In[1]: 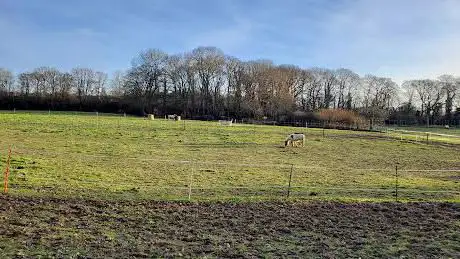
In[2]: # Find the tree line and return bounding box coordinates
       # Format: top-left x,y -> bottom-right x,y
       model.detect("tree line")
1,46 -> 459,126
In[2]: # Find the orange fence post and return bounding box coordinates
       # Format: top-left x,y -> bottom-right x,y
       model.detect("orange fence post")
3,146 -> 12,194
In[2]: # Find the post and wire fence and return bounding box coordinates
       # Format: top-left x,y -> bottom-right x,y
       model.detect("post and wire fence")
2,110 -> 459,144
2,146 -> 12,194
1,111 -> 459,201
1,147 -> 459,202
395,164 -> 399,202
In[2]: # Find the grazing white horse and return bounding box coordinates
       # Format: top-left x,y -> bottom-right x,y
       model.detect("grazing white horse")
285,133 -> 305,147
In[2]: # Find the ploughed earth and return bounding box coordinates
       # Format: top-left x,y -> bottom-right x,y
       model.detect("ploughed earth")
0,196 -> 459,258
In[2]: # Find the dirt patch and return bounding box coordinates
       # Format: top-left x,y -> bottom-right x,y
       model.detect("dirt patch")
0,196 -> 459,258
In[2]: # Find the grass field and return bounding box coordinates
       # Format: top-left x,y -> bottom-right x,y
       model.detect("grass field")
382,125 -> 460,145
1,112 -> 459,257
0,112 -> 459,202
385,125 -> 460,136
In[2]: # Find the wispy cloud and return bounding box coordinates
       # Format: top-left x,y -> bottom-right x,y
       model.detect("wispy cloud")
1,0 -> 459,82
305,0 -> 460,82
0,15 -> 111,71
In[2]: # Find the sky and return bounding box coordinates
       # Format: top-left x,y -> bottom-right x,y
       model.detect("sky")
1,0 -> 460,84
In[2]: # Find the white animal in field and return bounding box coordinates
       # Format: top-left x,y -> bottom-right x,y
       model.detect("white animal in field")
285,133 -> 305,147
167,114 -> 177,120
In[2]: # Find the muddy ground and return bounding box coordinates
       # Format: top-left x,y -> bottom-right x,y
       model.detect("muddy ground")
0,196 -> 459,258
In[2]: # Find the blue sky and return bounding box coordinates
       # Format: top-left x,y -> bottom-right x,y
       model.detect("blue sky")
1,0 -> 459,83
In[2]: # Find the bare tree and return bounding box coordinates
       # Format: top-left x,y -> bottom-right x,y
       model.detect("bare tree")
240,60 -> 274,118
191,47 -> 225,115
334,68 -> 360,109
43,68 -> 59,96
94,71 -> 108,102
361,75 -> 398,129
40,67 -> 60,108
406,79 -> 444,126
224,56 -> 247,117
124,49 -> 168,114
438,75 -> 459,122
109,70 -> 127,97
274,65 -> 300,116
58,72 -> 73,100
319,69 -> 336,109
294,69 -> 313,111
401,80 -> 416,105
166,54 -> 192,114
0,68 -> 14,96
307,68 -> 336,110
18,72 -> 32,96
72,68 -> 95,108
7,46 -> 460,125
184,53 -> 198,115
30,67 -> 47,97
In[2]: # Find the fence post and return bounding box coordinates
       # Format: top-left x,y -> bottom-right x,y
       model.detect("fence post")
188,164 -> 193,201
96,112 -> 99,129
3,146 -> 12,194
395,164 -> 399,202
426,133 -> 429,144
287,164 -> 293,198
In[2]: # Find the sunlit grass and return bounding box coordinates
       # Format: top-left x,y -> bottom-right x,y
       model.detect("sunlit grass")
0,112 -> 459,201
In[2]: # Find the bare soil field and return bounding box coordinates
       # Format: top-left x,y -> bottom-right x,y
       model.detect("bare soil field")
0,196 -> 458,258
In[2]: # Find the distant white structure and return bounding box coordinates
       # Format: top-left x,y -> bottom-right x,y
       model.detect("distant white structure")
219,119 -> 233,126
147,114 -> 154,120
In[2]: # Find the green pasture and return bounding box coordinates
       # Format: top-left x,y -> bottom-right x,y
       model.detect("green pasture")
0,112 -> 459,201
